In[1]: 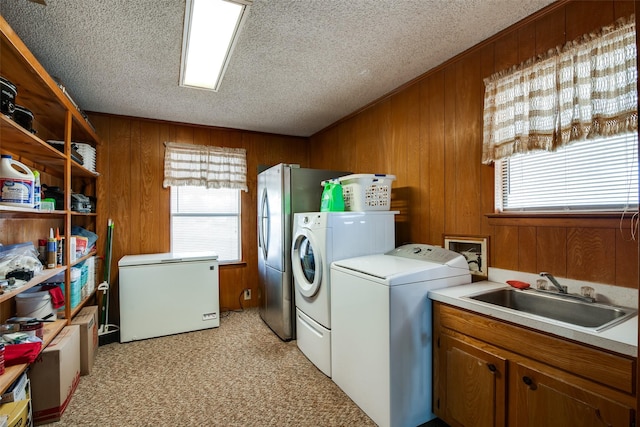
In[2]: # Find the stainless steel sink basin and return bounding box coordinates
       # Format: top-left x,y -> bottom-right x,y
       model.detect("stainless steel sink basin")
468,288 -> 637,331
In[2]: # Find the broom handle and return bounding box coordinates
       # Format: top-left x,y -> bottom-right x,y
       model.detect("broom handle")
100,219 -> 114,328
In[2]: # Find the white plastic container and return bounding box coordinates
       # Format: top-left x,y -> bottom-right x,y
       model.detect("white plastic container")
75,143 -> 97,172
85,256 -> 96,296
338,174 -> 396,211
0,154 -> 35,208
16,288 -> 56,320
69,236 -> 77,263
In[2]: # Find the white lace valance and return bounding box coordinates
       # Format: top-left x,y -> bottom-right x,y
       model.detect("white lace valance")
163,141 -> 248,191
482,15 -> 638,164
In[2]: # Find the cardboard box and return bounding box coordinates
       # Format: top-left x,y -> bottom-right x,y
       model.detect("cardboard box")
29,325 -> 80,425
71,305 -> 98,375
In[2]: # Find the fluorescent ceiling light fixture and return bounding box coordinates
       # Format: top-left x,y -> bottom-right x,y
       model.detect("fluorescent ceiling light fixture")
180,0 -> 251,91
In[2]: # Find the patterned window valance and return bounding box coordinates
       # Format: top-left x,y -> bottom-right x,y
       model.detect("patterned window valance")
163,142 -> 248,191
482,15 -> 637,164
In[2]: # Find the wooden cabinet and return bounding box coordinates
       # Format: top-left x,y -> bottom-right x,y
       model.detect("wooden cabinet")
438,334 -> 507,427
0,15 -> 100,391
514,362 -> 633,427
433,302 -> 636,427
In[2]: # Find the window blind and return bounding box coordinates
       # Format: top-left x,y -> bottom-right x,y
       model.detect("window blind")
171,186 -> 241,261
497,133 -> 638,211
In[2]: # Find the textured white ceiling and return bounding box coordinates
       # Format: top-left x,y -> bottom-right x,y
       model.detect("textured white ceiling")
1,0 -> 556,137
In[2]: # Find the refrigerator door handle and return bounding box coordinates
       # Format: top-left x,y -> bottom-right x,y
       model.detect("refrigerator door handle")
259,188 -> 269,260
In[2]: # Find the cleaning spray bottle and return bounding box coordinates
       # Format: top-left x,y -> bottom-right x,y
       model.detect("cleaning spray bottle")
56,228 -> 64,266
33,170 -> 41,210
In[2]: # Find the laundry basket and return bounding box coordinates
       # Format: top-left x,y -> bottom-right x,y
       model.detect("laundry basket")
338,174 -> 396,211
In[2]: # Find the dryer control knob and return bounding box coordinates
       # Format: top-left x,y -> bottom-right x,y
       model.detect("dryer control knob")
413,247 -> 422,254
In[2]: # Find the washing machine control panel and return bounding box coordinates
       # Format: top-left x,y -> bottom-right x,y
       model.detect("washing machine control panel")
299,213 -> 325,228
386,244 -> 462,265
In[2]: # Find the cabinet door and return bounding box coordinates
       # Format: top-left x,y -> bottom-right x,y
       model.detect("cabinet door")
438,334 -> 507,427
515,363 -> 633,427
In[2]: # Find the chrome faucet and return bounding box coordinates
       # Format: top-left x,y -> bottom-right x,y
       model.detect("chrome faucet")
538,272 -> 596,303
539,272 -> 567,293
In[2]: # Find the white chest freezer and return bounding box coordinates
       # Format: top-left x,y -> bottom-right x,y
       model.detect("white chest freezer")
118,252 -> 219,343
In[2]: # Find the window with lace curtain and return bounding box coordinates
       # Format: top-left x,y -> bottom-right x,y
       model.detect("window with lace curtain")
483,16 -> 638,212
163,142 -> 247,261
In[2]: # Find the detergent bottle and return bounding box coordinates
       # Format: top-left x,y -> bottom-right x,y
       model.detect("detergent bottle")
0,154 -> 35,208
320,179 -> 345,212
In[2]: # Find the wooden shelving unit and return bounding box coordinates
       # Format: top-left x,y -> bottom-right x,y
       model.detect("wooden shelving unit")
0,268 -> 66,305
0,15 -> 101,393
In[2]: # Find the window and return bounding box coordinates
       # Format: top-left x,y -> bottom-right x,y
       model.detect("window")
171,186 -> 241,262
163,141 -> 246,261
497,133 -> 638,211
483,16 -> 637,213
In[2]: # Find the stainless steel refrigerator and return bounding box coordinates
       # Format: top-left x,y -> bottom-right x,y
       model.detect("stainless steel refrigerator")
257,163 -> 349,340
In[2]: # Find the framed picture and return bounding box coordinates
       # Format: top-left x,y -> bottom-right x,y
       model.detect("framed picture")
444,235 -> 489,279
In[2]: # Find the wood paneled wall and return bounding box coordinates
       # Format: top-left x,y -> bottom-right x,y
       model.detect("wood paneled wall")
90,114 -> 308,322
89,1 -> 638,326
309,0 -> 638,289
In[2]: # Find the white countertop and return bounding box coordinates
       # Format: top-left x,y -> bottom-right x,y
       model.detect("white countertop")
429,281 -> 638,357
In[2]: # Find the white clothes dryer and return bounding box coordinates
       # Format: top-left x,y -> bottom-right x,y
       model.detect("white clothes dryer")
291,211 -> 397,376
330,244 -> 471,427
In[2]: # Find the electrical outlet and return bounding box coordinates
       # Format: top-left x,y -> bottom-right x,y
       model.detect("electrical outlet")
244,289 -> 251,300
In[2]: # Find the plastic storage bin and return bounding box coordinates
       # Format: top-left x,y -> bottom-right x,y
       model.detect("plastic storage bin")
57,268 -> 82,313
338,174 -> 396,211
15,287 -> 55,320
70,268 -> 82,308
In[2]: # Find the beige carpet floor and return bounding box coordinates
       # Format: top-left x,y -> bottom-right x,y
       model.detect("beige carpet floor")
41,308 -> 377,426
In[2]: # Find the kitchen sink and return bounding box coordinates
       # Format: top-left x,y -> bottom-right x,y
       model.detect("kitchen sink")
467,288 -> 637,331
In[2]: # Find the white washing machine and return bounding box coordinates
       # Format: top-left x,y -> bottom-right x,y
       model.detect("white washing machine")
291,211 -> 397,376
330,244 -> 471,427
